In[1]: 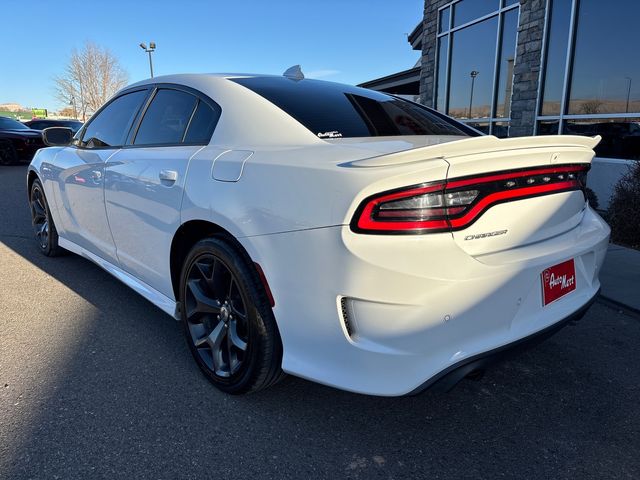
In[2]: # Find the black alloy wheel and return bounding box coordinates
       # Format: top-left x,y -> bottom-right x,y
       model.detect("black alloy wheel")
29,179 -> 62,256
185,252 -> 250,378
180,236 -> 284,394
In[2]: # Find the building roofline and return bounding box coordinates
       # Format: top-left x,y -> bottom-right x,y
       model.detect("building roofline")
357,66 -> 421,90
408,21 -> 424,50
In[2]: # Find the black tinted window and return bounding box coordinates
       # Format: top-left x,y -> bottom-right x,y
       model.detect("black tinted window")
183,100 -> 220,144
81,90 -> 147,148
232,77 -> 475,138
134,89 -> 197,145
0,117 -> 28,130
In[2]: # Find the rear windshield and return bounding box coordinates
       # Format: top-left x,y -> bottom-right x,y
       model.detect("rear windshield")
232,76 -> 478,139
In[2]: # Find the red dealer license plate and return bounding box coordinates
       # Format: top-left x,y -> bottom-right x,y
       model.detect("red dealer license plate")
541,259 -> 576,306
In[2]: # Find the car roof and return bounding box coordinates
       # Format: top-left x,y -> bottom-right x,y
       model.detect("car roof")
123,73 -> 326,147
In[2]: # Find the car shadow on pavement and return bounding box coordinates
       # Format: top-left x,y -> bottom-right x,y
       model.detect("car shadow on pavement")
1,164 -> 639,479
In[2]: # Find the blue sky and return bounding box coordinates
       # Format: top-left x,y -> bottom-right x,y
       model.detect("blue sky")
1,0 -> 423,111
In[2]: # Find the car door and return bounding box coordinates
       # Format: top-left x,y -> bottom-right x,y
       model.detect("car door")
50,88 -> 150,265
104,86 -> 221,298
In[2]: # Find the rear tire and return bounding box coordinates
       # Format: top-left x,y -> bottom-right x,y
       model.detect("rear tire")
29,179 -> 63,257
179,236 -> 284,394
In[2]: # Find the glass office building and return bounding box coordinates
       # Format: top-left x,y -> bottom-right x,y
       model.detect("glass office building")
361,0 -> 640,208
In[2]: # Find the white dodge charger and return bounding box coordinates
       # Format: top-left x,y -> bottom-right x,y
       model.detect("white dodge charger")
28,73 -> 610,396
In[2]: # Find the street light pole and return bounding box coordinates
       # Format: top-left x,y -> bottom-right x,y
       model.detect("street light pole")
468,70 -> 479,119
625,77 -> 632,113
139,42 -> 157,78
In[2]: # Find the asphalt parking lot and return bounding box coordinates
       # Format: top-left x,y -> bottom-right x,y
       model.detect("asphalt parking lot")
1,163 -> 639,479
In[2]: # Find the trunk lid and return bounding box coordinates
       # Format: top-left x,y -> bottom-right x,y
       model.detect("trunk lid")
442,135 -> 599,256
344,134 -> 600,256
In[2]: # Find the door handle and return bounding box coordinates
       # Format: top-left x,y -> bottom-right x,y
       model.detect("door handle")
159,170 -> 178,183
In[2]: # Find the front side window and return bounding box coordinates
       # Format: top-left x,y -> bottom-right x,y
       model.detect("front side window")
232,77 -> 475,138
134,89 -> 198,145
80,90 -> 148,148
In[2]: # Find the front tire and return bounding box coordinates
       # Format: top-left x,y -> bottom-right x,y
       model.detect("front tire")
179,236 -> 284,394
29,178 -> 63,257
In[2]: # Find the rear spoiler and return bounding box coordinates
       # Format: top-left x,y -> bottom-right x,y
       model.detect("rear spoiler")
341,135 -> 602,168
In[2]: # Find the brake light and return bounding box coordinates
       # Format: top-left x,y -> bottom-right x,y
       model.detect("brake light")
351,164 -> 589,234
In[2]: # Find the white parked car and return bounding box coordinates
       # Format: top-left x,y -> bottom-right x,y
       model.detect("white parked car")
28,73 -> 610,396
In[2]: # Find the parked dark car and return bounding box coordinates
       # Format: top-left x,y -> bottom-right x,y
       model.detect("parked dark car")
0,117 -> 46,165
25,118 -> 83,134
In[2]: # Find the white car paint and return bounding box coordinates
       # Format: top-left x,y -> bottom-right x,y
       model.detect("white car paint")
29,74 -> 610,396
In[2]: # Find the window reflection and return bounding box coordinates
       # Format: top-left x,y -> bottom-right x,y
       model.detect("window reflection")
467,122 -> 490,135
436,37 -> 448,112
537,121 -> 560,135
540,0 -> 571,115
453,0 -> 500,27
448,17 -> 498,119
495,8 -> 518,118
439,7 -> 450,33
568,0 -> 640,115
492,122 -> 510,138
564,119 -> 640,160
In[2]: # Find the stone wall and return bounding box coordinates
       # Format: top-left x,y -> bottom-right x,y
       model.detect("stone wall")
509,0 -> 546,137
418,0 -> 451,108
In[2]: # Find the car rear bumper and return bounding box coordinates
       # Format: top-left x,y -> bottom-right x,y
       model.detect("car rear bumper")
240,206 -> 610,396
409,288 -> 599,395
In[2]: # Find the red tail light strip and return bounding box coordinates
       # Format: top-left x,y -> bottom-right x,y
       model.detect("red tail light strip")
445,165 -> 586,189
356,183 -> 449,231
351,164 -> 589,234
447,180 -> 580,229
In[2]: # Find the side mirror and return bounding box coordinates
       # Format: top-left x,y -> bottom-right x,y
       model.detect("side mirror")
42,127 -> 73,146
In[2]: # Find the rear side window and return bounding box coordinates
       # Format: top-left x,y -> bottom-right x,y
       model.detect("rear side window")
81,90 -> 148,148
183,100 -> 220,144
232,77 -> 477,138
134,89 -> 197,145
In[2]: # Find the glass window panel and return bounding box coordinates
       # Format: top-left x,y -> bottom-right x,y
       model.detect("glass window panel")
537,120 -> 560,135
563,119 -> 640,160
183,101 -> 221,144
467,121 -> 490,135
134,89 -> 197,145
504,0 -> 519,6
540,0 -> 572,116
492,122 -> 510,138
568,0 -> 640,115
436,36 -> 449,112
81,90 -> 147,148
447,17 -> 498,119
233,77 -> 476,138
453,0 -> 500,27
495,8 -> 518,118
439,7 -> 450,33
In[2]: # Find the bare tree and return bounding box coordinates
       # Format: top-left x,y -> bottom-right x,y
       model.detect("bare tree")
581,99 -> 603,115
54,42 -> 128,121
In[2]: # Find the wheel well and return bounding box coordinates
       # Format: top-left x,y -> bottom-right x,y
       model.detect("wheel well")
169,220 -> 248,300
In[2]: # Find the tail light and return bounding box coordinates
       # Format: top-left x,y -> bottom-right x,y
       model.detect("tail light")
351,164 -> 589,234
